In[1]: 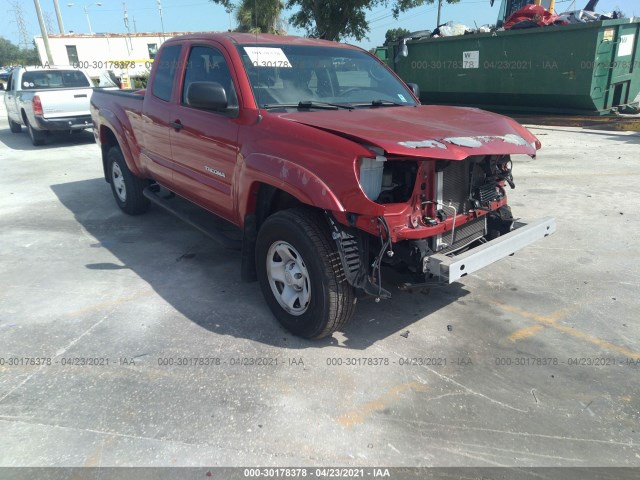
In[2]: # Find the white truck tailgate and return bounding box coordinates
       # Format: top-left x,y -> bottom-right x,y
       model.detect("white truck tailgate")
37,88 -> 92,118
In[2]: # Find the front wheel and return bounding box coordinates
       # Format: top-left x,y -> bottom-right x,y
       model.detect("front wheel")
107,145 -> 150,215
256,208 -> 356,339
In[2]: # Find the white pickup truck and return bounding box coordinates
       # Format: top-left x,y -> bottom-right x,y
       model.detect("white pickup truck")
4,66 -> 94,146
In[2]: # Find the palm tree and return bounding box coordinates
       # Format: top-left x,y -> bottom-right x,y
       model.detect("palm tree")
235,0 -> 285,34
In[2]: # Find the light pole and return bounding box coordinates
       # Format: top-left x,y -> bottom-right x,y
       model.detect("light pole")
225,4 -> 234,31
123,2 -> 132,54
156,0 -> 165,40
67,2 -> 102,34
436,0 -> 442,28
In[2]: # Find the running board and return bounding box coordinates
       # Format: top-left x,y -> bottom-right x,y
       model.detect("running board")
143,187 -> 241,250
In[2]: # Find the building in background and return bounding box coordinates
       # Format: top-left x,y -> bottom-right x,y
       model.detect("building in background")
33,32 -> 198,87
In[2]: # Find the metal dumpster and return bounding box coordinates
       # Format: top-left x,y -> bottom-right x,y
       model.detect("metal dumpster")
379,18 -> 640,114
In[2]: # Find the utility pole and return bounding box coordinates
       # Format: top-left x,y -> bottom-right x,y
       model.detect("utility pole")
34,0 -> 54,64
436,0 -> 443,28
53,0 -> 65,33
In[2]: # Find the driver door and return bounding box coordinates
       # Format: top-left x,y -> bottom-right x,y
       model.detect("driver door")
169,44 -> 240,222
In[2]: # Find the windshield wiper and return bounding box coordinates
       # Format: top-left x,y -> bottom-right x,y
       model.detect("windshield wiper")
353,99 -> 405,107
262,101 -> 354,110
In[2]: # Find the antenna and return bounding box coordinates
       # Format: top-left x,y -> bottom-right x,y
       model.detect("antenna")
255,0 -> 262,122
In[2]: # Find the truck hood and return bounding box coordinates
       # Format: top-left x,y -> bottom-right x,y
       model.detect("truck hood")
280,105 -> 539,160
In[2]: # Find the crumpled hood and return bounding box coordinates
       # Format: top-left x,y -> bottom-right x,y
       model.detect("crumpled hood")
279,105 -> 539,160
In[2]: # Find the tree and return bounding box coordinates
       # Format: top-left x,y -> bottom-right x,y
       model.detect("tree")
211,0 -> 285,34
22,41 -> 40,66
0,37 -> 21,65
0,37 -> 39,66
286,0 -> 460,42
384,27 -> 410,45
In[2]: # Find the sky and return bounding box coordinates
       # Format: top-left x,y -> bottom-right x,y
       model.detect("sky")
2,0 -> 637,52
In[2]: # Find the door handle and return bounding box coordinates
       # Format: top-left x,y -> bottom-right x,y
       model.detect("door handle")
169,120 -> 183,130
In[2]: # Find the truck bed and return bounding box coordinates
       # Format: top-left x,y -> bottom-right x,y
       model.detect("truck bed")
90,88 -> 146,170
90,88 -> 145,124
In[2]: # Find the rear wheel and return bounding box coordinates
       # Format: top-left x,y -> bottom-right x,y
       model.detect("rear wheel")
8,117 -> 21,133
25,118 -> 46,146
107,145 -> 150,215
256,208 -> 356,339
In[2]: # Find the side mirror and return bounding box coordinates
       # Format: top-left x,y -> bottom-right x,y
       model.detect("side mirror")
0,82 -> 4,91
186,81 -> 228,110
394,39 -> 409,63
406,82 -> 420,98
400,42 -> 409,57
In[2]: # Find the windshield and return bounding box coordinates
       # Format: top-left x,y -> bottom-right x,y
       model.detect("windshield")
236,44 -> 417,108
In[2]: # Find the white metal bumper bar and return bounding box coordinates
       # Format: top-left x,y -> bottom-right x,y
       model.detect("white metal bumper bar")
426,216 -> 556,284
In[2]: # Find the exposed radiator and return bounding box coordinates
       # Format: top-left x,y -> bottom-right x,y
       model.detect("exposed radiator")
439,217 -> 487,254
477,183 -> 502,203
435,158 -> 494,253
442,160 -> 471,214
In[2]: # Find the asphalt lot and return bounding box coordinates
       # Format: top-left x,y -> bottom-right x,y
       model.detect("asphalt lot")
0,92 -> 638,471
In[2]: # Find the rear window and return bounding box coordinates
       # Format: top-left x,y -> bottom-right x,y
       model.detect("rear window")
152,45 -> 182,101
21,70 -> 90,90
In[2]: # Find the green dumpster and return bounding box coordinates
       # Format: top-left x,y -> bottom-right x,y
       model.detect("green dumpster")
380,18 -> 640,114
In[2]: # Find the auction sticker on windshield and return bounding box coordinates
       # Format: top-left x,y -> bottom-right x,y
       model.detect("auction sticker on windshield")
244,47 -> 292,68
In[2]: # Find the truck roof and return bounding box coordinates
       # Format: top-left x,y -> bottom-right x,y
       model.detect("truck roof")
164,32 -> 359,50
20,65 -> 87,72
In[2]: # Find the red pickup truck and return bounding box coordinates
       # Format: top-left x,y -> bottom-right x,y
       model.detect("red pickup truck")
90,33 -> 555,339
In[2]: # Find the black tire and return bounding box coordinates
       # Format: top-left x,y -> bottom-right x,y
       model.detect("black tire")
25,117 -> 46,146
8,117 -> 21,133
107,145 -> 150,215
256,208 -> 356,339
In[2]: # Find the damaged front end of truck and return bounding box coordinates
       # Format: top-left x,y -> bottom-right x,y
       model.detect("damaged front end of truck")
317,121 -> 556,300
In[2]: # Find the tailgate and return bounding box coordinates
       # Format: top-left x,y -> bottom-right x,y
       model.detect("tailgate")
37,88 -> 92,119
